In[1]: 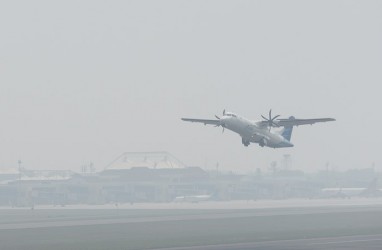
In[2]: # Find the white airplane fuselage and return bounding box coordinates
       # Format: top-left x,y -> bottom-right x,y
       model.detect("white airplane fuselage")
218,113 -> 293,148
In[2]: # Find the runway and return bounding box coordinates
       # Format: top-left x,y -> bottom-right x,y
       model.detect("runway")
1,200 -> 382,250
1,205 -> 380,230
154,234 -> 382,250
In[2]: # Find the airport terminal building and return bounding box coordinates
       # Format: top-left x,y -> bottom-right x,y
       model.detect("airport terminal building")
0,152 -> 379,206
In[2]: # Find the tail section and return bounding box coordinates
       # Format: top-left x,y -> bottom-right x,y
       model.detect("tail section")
281,116 -> 295,141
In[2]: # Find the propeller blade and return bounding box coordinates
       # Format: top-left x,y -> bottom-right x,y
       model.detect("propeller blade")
215,115 -> 220,119
269,109 -> 272,120
223,109 -> 226,115
261,115 -> 268,120
271,115 -> 280,121
272,122 -> 280,127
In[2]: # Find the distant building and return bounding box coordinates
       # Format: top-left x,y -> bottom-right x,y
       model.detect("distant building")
1,153 -> 380,206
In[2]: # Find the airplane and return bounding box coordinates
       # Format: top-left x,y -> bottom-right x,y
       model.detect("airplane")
181,109 -> 335,148
321,178 -> 382,198
174,194 -> 211,203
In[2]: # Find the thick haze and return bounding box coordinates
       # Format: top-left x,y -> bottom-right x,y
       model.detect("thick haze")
0,1 -> 381,173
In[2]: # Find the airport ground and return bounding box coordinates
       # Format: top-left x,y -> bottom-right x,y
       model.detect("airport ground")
1,199 -> 382,250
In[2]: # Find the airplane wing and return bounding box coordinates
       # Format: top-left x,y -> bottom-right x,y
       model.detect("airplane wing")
181,118 -> 220,126
274,117 -> 336,127
258,117 -> 335,127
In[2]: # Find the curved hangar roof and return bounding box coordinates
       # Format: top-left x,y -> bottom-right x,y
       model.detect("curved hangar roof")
105,152 -> 186,170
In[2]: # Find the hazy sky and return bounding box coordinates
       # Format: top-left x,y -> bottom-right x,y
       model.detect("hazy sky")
0,1 -> 381,173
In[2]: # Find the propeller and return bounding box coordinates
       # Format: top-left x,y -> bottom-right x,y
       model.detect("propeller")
214,110 -> 226,133
261,109 -> 280,131
214,121 -> 225,133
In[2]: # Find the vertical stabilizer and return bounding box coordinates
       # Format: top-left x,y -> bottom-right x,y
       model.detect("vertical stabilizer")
281,116 -> 295,141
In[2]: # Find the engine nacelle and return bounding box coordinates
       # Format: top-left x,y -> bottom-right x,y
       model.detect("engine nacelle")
259,138 -> 267,147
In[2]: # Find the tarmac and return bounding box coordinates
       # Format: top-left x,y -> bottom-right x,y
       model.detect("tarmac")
1,199 -> 382,250
154,234 -> 382,250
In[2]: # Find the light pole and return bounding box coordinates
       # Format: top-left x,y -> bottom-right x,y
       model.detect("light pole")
18,160 -> 22,180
